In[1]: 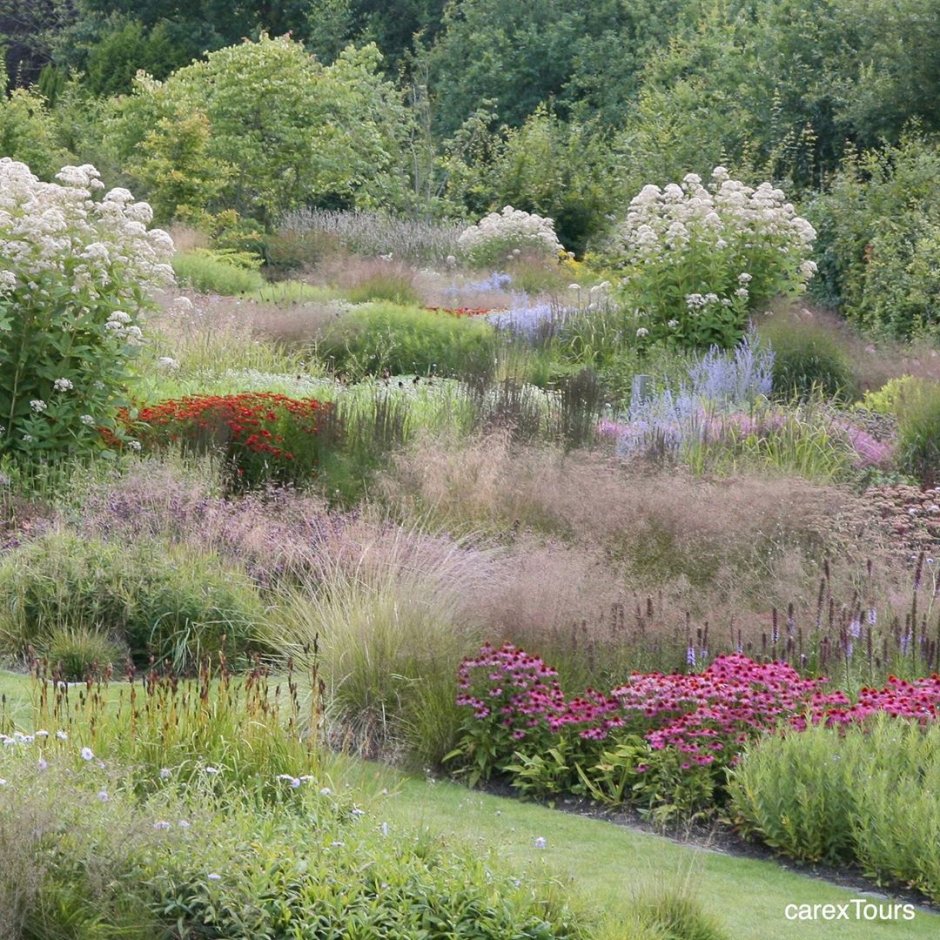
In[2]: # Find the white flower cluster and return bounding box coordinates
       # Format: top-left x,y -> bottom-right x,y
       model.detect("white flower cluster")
104,310 -> 144,344
457,205 -> 564,263
0,158 -> 174,310
620,167 -> 816,286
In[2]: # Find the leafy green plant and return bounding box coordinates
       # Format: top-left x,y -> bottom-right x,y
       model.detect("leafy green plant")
809,133 -> 940,336
757,314 -> 856,401
729,716 -> 940,901
727,723 -> 858,865
858,375 -> 926,415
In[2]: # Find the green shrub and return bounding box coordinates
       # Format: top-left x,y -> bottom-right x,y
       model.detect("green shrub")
850,724 -> 940,902
859,374 -> 926,414
809,133 -> 940,336
172,249 -> 265,295
43,626 -> 122,681
316,303 -> 496,379
896,381 -> 940,486
757,315 -> 856,401
0,531 -> 268,671
729,717 -> 940,901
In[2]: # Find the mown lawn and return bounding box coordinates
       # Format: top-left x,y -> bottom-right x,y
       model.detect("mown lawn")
373,771 -> 940,939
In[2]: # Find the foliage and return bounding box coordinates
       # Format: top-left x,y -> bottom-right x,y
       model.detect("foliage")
81,14 -> 181,97
0,529 -> 268,670
105,37 -> 407,229
0,159 -> 174,462
0,732 -> 590,939
608,167 -> 817,349
125,111 -> 235,225
316,302 -> 496,379
445,106 -> 619,253
171,248 -> 265,295
858,375 -> 926,415
31,656 -> 321,789
729,716 -> 940,902
0,88 -> 70,177
809,133 -> 940,335
130,392 -> 330,490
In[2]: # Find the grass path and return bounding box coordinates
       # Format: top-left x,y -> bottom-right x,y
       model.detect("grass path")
368,769 -> 939,939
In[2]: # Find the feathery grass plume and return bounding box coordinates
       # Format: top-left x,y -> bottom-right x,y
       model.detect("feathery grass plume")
264,519 -> 502,765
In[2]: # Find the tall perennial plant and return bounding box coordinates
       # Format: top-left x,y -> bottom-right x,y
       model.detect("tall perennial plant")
614,167 -> 816,349
457,206 -> 564,268
0,159 -> 174,460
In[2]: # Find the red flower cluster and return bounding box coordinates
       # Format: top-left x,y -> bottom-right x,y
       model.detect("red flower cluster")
134,393 -> 328,463
423,306 -> 493,318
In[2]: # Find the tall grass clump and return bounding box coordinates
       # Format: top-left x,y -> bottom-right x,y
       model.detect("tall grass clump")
895,380 -> 940,486
0,530 -> 268,670
267,522 -> 499,765
756,310 -> 857,401
630,884 -> 730,940
729,716 -> 940,901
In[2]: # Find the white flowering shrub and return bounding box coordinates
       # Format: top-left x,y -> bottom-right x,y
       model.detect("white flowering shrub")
614,167 -> 817,349
0,159 -> 174,460
457,205 -> 564,268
